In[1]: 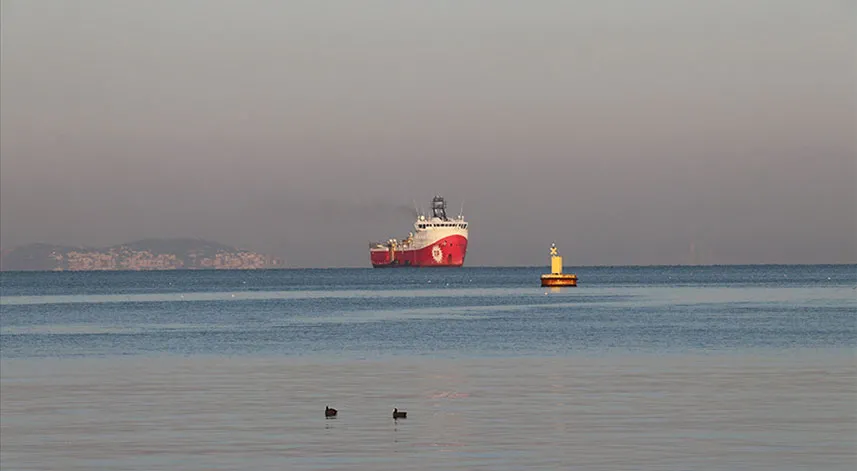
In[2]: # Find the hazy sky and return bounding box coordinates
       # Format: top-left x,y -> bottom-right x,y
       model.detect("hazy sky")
1,0 -> 855,267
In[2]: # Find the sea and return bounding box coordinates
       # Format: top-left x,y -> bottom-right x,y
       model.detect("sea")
1,265 -> 855,470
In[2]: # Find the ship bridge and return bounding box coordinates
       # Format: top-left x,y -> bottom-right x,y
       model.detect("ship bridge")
416,220 -> 468,230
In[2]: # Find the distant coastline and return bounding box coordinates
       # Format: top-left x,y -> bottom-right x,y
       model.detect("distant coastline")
0,238 -> 283,271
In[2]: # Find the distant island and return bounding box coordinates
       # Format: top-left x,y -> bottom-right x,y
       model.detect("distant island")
0,238 -> 284,271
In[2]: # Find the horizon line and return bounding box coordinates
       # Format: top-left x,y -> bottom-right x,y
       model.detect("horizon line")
1,262 -> 856,274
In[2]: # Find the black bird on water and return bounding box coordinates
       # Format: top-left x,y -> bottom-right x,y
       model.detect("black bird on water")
392,408 -> 407,419
325,406 -> 338,418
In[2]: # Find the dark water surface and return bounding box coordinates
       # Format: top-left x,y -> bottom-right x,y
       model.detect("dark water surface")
1,265 -> 855,470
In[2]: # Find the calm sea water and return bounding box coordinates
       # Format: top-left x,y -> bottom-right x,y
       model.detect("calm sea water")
1,265 -> 855,470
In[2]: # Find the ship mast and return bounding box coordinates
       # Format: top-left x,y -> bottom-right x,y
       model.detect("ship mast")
431,195 -> 448,221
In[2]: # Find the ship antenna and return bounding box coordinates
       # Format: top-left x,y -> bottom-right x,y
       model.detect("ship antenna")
413,199 -> 420,218
459,199 -> 464,218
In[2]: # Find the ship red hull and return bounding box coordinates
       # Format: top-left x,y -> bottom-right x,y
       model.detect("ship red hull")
370,235 -> 467,268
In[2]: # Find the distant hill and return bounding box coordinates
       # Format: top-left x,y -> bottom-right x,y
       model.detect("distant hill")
0,238 -> 283,271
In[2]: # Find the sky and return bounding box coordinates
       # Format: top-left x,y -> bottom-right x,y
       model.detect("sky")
1,0 -> 855,267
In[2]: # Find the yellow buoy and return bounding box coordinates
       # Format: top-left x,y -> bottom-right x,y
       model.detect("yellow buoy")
540,242 -> 577,287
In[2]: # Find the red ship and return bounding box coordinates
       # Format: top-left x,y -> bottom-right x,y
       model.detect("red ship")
369,196 -> 469,268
